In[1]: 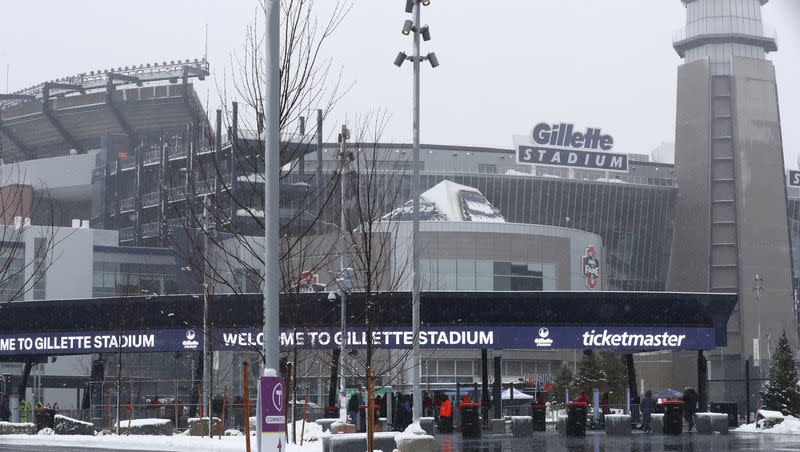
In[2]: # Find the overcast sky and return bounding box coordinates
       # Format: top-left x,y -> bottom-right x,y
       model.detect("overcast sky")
1,1 -> 798,165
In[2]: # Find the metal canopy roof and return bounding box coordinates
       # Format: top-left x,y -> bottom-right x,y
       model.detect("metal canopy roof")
0,290 -> 737,349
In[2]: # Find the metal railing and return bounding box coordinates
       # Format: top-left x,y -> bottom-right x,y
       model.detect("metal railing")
119,197 -> 136,212
141,192 -> 161,207
119,227 -> 134,242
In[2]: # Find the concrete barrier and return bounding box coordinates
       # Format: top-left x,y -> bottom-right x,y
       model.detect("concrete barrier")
118,418 -> 173,436
696,413 -> 729,434
419,417 -> 435,435
510,416 -> 533,437
556,415 -> 567,435
316,418 -> 339,432
651,414 -> 665,434
0,422 -> 36,435
604,414 -> 631,436
395,432 -> 435,452
330,422 -> 357,434
187,417 -> 221,436
327,432 -> 398,452
54,415 -> 95,435
490,419 -> 506,434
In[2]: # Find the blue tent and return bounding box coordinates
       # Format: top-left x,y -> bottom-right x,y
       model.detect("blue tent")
655,388 -> 683,399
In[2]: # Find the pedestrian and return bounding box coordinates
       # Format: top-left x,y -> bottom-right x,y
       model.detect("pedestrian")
438,395 -> 453,433
0,394 -> 9,421
348,393 -> 360,425
601,392 -> 610,417
575,391 -> 589,404
682,387 -> 699,431
640,390 -> 656,432
631,393 -> 641,427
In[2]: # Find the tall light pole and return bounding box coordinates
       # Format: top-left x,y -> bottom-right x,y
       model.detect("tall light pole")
753,274 -> 764,379
337,124 -> 351,422
263,0 -> 281,373
395,0 -> 439,422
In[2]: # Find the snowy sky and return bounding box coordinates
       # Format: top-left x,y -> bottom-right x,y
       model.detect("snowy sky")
1,0 -> 798,166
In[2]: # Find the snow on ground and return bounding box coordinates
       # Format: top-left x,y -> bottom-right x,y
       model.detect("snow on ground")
736,416 -> 800,434
0,420 -> 325,451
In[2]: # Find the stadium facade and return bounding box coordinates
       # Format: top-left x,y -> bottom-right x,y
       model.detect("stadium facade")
0,0 -> 795,414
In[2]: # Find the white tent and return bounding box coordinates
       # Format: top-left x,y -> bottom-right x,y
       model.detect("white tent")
501,388 -> 534,400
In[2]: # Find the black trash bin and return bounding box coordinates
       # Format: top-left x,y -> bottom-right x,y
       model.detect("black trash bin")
323,405 -> 338,418
34,408 -> 55,431
661,401 -> 685,435
566,402 -> 588,436
460,402 -> 481,437
531,404 -> 547,432
710,402 -> 739,427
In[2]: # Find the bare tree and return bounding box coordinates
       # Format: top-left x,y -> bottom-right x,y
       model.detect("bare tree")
162,0 -> 354,440
335,112 -> 421,449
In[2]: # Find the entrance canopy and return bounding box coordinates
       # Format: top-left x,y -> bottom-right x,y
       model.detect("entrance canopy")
0,291 -> 737,359
501,388 -> 533,400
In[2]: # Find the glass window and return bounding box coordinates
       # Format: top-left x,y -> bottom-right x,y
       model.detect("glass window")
476,275 -> 492,291
457,274 -> 475,291
437,259 -> 456,275
475,260 -> 492,275
438,360 -> 455,376
456,360 -> 473,376
457,260 -> 475,274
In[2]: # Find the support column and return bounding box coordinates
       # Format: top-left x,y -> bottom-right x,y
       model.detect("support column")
481,349 -> 488,426
697,350 -> 708,412
492,353 -> 502,420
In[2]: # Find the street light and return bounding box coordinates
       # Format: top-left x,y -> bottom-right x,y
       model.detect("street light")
394,0 -> 438,424
402,19 -> 414,35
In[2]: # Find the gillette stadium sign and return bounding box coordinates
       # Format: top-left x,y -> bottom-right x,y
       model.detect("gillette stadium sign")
517,122 -> 629,172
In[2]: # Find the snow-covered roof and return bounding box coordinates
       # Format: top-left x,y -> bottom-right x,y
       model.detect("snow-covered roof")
384,179 -> 505,223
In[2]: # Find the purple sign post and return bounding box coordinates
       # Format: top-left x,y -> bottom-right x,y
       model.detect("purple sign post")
259,376 -> 286,452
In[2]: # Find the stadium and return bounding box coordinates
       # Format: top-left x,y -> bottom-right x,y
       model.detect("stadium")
0,0 -> 796,425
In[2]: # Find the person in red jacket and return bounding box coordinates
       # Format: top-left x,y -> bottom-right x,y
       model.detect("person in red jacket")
438,395 -> 453,433
575,392 -> 589,404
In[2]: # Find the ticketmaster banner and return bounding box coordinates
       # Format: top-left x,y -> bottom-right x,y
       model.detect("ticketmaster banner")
0,325 -> 716,355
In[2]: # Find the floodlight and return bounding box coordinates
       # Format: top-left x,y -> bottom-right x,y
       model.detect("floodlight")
405,0 -> 414,13
394,51 -> 407,67
427,52 -> 439,68
402,19 -> 414,35
422,0 -> 430,5
421,25 -> 431,41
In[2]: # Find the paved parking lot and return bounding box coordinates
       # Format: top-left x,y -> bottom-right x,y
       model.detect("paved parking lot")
434,431 -> 800,452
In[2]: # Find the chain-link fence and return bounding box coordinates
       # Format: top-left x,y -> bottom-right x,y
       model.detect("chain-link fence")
63,378 -> 325,432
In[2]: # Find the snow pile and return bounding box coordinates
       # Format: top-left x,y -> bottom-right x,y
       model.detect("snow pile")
504,169 -> 530,176
395,422 -> 426,440
384,179 -> 505,223
737,415 -> 800,434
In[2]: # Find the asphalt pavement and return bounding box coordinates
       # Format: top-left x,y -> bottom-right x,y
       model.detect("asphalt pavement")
435,431 -> 800,452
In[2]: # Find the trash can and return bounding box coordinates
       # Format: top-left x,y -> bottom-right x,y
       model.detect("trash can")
710,402 -> 738,428
661,401 -> 685,435
33,408 -> 55,431
566,402 -> 588,437
323,405 -> 338,418
531,404 -> 547,432
460,402 -> 481,437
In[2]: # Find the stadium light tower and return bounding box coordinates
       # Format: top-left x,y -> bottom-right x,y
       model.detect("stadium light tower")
394,0 -> 439,423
